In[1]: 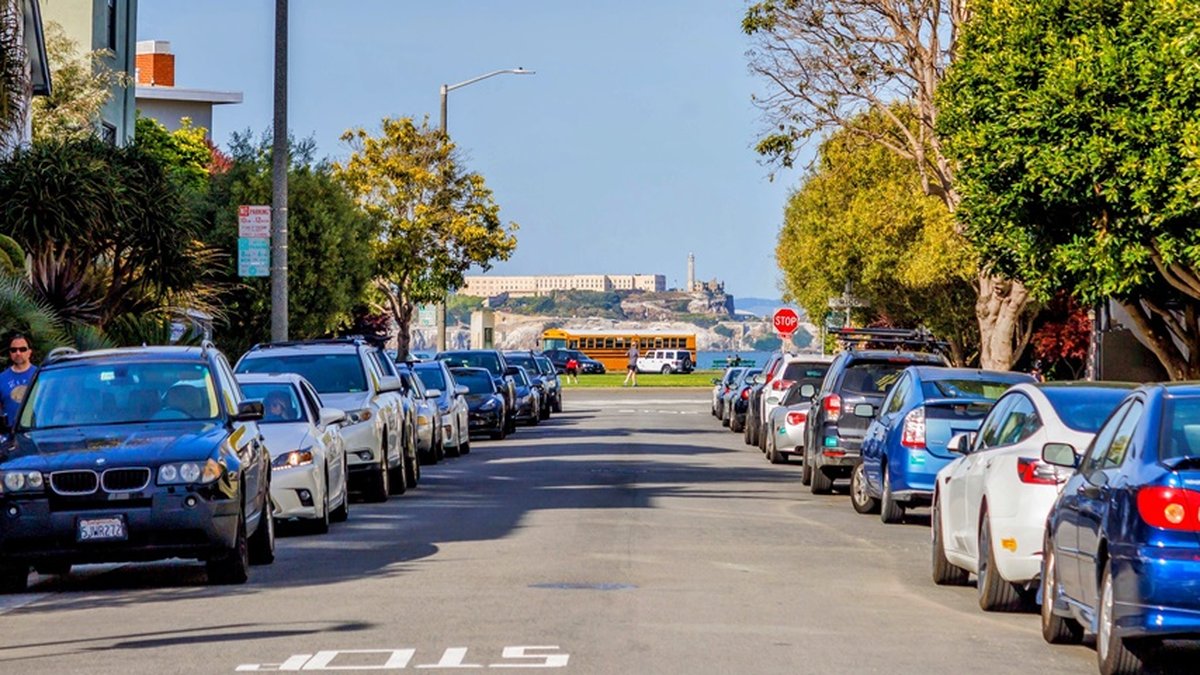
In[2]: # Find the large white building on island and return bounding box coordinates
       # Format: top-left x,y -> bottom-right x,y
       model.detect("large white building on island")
461,274 -> 666,298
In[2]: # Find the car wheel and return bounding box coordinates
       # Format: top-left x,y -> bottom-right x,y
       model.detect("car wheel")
330,469 -> 349,523
850,464 -> 880,514
1040,539 -> 1082,643
931,498 -> 969,585
404,447 -> 420,489
801,449 -> 813,486
367,453 -> 391,502
977,515 -> 1023,611
490,428 -> 504,440
552,397 -> 562,413
207,510 -> 249,585
810,464 -> 834,494
1098,560 -> 1154,674
743,417 -> 755,445
309,475 -> 331,535
880,468 -> 905,524
248,500 -> 275,565
0,562 -> 29,593
460,438 -> 471,454
728,413 -> 741,432
768,429 -> 788,465
661,365 -> 671,374
529,406 -> 541,426
540,401 -> 550,420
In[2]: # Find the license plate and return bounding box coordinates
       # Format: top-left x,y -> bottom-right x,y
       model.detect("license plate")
77,517 -> 127,542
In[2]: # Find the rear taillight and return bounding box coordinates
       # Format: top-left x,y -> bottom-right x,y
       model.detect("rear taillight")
1137,487 -> 1200,531
772,378 -> 794,392
1016,457 -> 1059,485
823,394 -> 842,421
786,411 -> 807,426
900,407 -> 926,449
740,389 -> 750,400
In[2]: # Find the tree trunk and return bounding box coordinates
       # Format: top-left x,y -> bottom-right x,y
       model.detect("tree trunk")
378,280 -> 415,361
976,271 -> 1032,370
1116,298 -> 1198,381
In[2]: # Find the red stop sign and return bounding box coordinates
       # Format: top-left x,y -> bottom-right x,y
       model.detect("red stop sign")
773,308 -> 800,336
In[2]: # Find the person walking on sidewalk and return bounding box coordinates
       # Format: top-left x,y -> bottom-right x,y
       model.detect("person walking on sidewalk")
0,333 -> 37,427
622,342 -> 640,387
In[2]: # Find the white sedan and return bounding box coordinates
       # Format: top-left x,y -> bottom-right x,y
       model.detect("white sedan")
764,382 -> 818,464
237,373 -> 351,534
931,382 -> 1133,611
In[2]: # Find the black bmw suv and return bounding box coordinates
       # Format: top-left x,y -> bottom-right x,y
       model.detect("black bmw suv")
0,343 -> 274,591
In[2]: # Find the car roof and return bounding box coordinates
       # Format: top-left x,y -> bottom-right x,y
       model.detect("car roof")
842,350 -> 945,361
242,342 -> 363,357
235,372 -> 307,385
45,345 -> 213,367
1150,382 -> 1200,398
783,354 -> 835,364
908,366 -> 1032,381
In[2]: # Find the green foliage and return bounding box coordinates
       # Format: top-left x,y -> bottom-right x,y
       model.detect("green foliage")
0,233 -> 24,276
492,291 -> 626,320
0,275 -> 65,355
446,293 -> 483,326
32,21 -> 128,142
105,314 -> 204,347
713,324 -> 735,338
200,133 -> 377,357
752,334 -> 781,351
939,0 -> 1200,377
134,115 -> 213,191
776,112 -> 979,363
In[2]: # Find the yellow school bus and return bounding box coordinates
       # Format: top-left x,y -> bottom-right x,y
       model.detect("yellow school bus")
540,328 -> 697,372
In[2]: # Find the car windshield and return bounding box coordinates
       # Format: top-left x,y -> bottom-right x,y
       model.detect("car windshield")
506,354 -> 537,372
723,368 -> 745,384
440,352 -> 501,374
19,361 -> 219,430
737,369 -> 762,386
839,361 -> 910,395
1160,396 -> 1200,461
236,353 -> 367,394
453,369 -> 495,394
240,382 -> 308,424
414,366 -> 446,391
1042,387 -> 1132,432
922,378 -> 1017,401
535,357 -> 555,375
513,368 -> 531,386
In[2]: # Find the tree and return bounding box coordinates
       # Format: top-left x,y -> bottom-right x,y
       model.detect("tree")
201,133 -> 377,356
939,0 -> 1200,379
31,21 -> 127,142
1030,293 -> 1091,381
335,117 -> 518,359
0,0 -> 29,153
134,115 -> 212,191
777,115 -> 978,364
743,0 -> 1034,370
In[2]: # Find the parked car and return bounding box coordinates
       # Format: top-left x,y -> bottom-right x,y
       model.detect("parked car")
803,349 -> 949,494
399,364 -> 443,464
744,352 -> 789,447
236,338 -> 414,502
763,380 -> 819,464
437,350 -> 518,434
0,343 -> 275,591
727,368 -> 762,432
636,349 -> 694,374
756,355 -> 835,451
853,367 -> 1035,523
543,349 -> 605,374
535,355 -> 563,413
504,351 -> 555,419
510,366 -> 543,426
1041,383 -> 1200,674
413,360 -> 470,456
712,367 -> 746,419
451,367 -> 507,440
931,382 -> 1132,614
237,373 -> 350,533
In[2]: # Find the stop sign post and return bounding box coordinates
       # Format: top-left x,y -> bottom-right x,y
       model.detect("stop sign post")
773,308 -> 800,337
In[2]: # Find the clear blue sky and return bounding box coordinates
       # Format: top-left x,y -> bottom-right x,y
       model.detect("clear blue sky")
138,0 -> 807,300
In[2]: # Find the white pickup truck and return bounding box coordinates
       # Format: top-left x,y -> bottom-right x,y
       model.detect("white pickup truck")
636,349 -> 695,374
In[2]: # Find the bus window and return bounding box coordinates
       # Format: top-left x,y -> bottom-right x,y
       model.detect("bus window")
615,338 -> 625,349
654,338 -> 663,349
569,340 -> 578,349
604,338 -> 614,349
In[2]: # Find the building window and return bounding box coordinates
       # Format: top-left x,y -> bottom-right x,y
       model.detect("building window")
101,122 -> 117,146
106,0 -> 118,50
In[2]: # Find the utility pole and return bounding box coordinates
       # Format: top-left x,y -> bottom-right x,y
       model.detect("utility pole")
270,0 -> 289,342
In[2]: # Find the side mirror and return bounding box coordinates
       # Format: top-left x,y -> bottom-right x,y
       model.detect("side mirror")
800,383 -> 816,399
455,385 -> 469,396
234,400 -> 265,422
424,389 -> 442,399
377,376 -> 403,393
753,374 -> 766,385
947,432 -> 976,455
1042,442 -> 1078,468
711,378 -> 721,385
852,403 -> 876,419
318,407 -> 346,427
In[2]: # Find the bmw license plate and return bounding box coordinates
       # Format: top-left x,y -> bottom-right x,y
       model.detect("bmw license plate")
77,517 -> 127,542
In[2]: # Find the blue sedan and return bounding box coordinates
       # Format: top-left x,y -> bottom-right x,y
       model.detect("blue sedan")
853,366 -> 1034,523
1041,383 -> 1200,674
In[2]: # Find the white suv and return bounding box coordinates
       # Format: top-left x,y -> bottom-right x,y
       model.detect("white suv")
636,349 -> 695,374
235,339 -> 414,503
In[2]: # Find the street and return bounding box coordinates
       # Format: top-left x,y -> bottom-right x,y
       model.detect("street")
0,389 -> 1096,674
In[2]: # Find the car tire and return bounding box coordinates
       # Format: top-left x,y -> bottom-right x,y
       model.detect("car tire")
1040,540 -> 1082,643
977,515 -> 1023,611
540,401 -> 550,420
367,454 -> 391,502
330,480 -> 349,523
931,498 -> 969,585
0,562 -> 29,593
309,476 -> 331,535
661,365 -> 671,374
553,397 -> 562,413
460,438 -> 471,454
729,414 -> 741,432
810,465 -> 834,494
850,464 -> 880,514
248,501 -> 275,565
801,450 -> 813,486
207,511 -> 249,585
1098,560 -> 1153,674
721,411 -> 730,428
490,428 -> 504,440
744,417 -> 755,446
758,422 -> 768,451
404,448 -> 420,489
879,469 -> 905,524
768,429 -> 788,465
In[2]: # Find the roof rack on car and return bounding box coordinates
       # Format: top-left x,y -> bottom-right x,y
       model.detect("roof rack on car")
245,336 -> 368,352
830,327 -> 950,355
45,347 -> 79,363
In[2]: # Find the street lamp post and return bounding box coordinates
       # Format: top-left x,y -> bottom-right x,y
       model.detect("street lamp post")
435,67 -> 534,352
270,0 -> 289,342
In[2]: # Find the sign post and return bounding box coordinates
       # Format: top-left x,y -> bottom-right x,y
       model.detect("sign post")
238,205 -> 271,278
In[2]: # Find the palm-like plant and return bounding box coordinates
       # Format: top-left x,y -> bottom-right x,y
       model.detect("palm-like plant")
0,1 -> 29,155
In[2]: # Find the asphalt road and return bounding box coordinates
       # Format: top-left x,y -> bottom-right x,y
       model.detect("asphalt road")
0,389 -> 1101,674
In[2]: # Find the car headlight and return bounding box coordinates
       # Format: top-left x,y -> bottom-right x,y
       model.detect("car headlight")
0,470 -> 44,494
480,398 -> 498,411
158,459 -> 222,485
345,408 -> 374,424
272,450 -> 314,469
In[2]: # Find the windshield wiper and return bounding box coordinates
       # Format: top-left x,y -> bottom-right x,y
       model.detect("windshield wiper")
1163,456 -> 1200,471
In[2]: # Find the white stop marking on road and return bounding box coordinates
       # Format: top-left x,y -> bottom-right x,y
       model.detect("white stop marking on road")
235,646 -> 569,671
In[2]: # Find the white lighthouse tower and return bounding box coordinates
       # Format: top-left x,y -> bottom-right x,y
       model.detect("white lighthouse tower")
687,252 -> 696,292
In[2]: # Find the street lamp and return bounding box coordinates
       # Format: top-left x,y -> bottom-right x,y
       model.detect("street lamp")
435,67 -> 535,352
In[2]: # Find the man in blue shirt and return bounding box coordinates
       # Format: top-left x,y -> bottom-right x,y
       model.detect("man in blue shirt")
0,334 -> 37,425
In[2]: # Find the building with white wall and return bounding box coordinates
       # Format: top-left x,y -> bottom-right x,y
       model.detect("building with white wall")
461,274 -> 666,298
135,40 -> 242,137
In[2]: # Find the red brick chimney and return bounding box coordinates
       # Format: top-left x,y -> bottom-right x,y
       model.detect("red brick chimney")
136,40 -> 175,87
